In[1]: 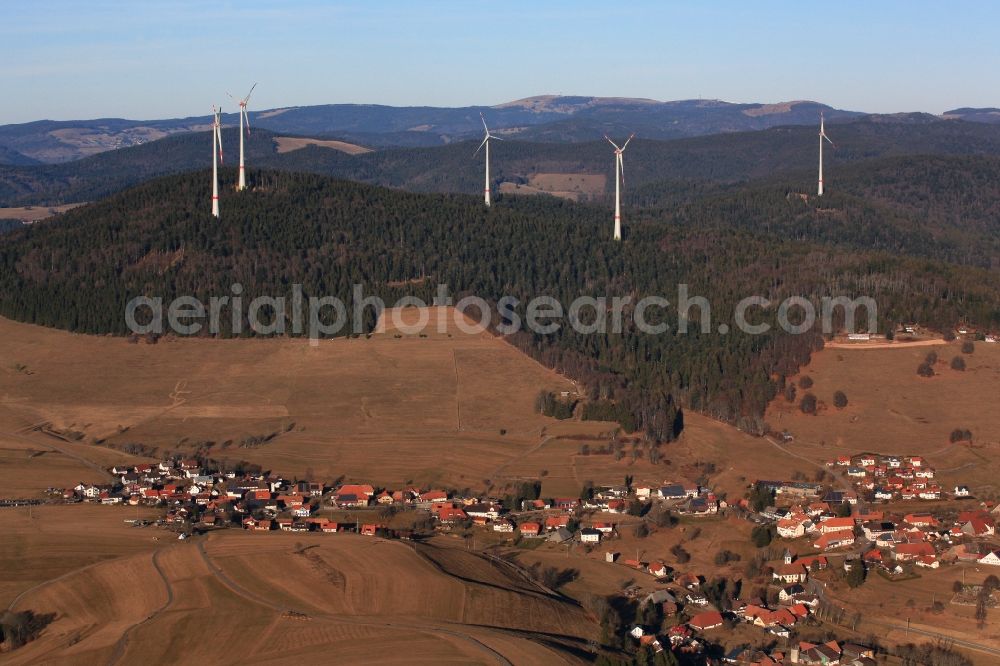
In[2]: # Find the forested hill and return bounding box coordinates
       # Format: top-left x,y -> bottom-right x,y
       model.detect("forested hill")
639,154 -> 1000,270
6,118 -> 1000,207
2,170 -> 998,437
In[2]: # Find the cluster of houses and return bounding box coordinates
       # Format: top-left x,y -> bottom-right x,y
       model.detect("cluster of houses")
625,588 -> 708,660
771,492 -> 1000,573
722,641 -> 875,666
56,462 -> 513,534
747,451 -> 991,576
61,463 -> 728,546
636,482 -> 724,517
826,452 -> 962,502
757,451 -> 967,508
627,566 -> 875,664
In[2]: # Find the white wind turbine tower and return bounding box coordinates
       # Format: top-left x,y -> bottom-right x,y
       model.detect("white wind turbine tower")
818,112 -> 835,196
211,105 -> 223,218
605,133 -> 634,241
474,113 -> 502,207
228,83 -> 257,191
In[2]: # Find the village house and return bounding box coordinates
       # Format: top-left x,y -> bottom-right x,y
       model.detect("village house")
552,497 -> 579,511
659,484 -> 687,500
817,517 -> 855,534
492,519 -> 514,532
874,487 -> 894,501
862,521 -> 897,541
519,522 -> 541,537
978,549 -> 1000,566
544,514 -> 570,531
648,562 -> 669,578
961,518 -> 995,538
778,584 -> 804,602
680,496 -> 717,516
606,499 -> 627,513
796,641 -> 845,666
417,490 -> 448,506
777,514 -> 814,539
893,542 -> 935,562
814,530 -> 855,551
903,513 -> 938,528
688,610 -> 724,632
773,551 -> 809,584
435,506 -> 468,523
465,502 -> 501,520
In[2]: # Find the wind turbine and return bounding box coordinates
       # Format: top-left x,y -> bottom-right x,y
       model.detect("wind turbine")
211,105 -> 223,218
605,133 -> 634,241
474,113 -> 502,207
227,83 -> 256,191
818,112 -> 835,196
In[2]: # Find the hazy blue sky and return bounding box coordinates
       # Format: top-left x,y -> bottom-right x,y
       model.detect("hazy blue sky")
2,1 -> 997,124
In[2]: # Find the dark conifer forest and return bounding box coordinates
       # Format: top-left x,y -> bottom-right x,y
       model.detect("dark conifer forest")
2,165 -> 998,440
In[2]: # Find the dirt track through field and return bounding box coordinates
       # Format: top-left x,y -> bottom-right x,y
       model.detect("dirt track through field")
5,427 -> 115,482
825,339 -> 946,350
194,540 -> 515,665
107,548 -> 173,666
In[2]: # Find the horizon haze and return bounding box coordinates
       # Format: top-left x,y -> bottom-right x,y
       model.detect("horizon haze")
2,1 -> 1000,124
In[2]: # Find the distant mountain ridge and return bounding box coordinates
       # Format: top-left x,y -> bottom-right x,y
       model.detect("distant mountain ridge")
0,96 -> 867,163
10,96 -> 996,165
943,107 -> 1000,123
6,115 -> 1000,207
0,145 -> 40,166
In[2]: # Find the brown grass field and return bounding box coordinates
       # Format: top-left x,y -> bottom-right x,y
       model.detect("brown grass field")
0,204 -> 85,222
273,136 -> 373,155
0,504 -> 165,609
766,341 -> 1000,496
2,312 -> 1000,660
0,310 -> 612,493
500,173 -> 607,202
4,531 -> 595,664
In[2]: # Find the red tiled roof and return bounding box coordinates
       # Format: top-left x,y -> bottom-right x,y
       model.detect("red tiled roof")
688,611 -> 724,630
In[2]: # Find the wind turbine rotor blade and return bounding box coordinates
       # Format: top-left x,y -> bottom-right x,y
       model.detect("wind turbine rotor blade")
619,154 -> 625,185
480,112 -> 489,133
605,135 -> 621,151
244,107 -> 251,136
473,135 -> 489,157
245,82 -> 257,103
622,133 -> 635,150
216,108 -> 223,158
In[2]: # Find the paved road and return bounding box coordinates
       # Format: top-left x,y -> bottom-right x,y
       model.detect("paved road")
808,579 -> 1000,659
866,618 -> 1000,658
